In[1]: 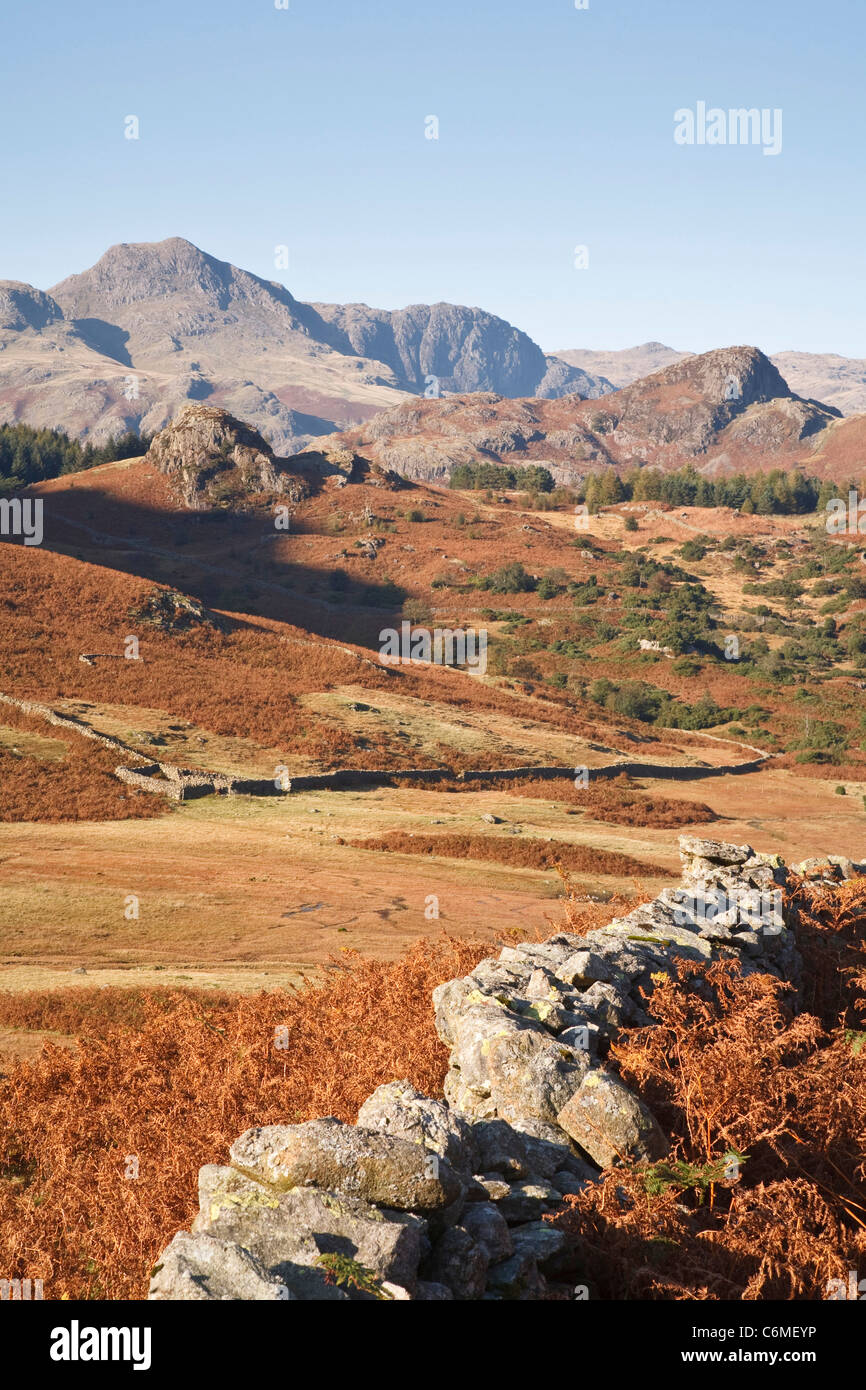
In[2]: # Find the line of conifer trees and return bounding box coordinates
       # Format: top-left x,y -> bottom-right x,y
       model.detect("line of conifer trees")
0,422 -> 151,494
577,463 -> 848,515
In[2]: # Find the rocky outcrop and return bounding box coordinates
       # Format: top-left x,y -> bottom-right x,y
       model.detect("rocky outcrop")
0,281 -> 64,333
149,835 -> 819,1301
558,343 -> 866,417
145,404 -> 308,510
574,346 -> 840,462
126,587 -> 221,633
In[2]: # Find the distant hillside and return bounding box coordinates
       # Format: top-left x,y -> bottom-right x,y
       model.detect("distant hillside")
770,351 -> 866,416
553,342 -> 692,389
313,345 -> 854,484
556,340 -> 866,417
0,239 -> 611,455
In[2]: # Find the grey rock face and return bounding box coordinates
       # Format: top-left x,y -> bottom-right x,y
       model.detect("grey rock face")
194,1165 -> 425,1297
357,1080 -> 477,1175
421,1225 -> 488,1300
0,281 -> 64,333
467,1176 -> 512,1203
509,1221 -> 570,1274
557,1071 -> 669,1169
306,299 -> 611,401
471,1119 -> 529,1177
555,950 -> 631,992
460,1203 -> 513,1263
495,1181 -> 563,1224
486,1248 -> 547,1300
148,1232 -> 291,1301
415,1280 -> 454,1300
679,836 -> 753,866
230,1118 -> 462,1211
443,997 -> 589,1127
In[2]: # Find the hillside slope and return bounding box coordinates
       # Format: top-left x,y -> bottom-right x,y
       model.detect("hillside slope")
313,345 -> 849,483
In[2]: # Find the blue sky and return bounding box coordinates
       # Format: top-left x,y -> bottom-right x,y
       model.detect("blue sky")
1,0 -> 863,355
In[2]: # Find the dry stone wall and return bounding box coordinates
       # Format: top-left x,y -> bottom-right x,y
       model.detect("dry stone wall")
0,692 -> 148,760
114,757 -> 771,802
1,690 -> 770,803
149,834 -> 821,1302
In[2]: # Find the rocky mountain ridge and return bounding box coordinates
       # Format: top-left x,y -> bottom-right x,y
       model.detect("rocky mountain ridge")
556,342 -> 866,416
0,239 -> 611,454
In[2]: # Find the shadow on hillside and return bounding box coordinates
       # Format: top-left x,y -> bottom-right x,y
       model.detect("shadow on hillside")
9,481 -> 409,651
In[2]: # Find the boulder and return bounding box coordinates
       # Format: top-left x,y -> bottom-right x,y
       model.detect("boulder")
556,1070 -> 668,1169
230,1117 -> 462,1211
470,1119 -> 528,1177
679,835 -> 753,866
486,1248 -> 546,1299
357,1080 -> 477,1175
555,950 -> 630,992
415,1280 -> 454,1300
459,1203 -> 513,1263
148,1232 -> 292,1301
509,1221 -> 570,1274
446,1005 -> 588,1126
496,1181 -> 562,1224
466,1175 -> 511,1203
193,1165 -> 425,1297
421,1226 -> 488,1300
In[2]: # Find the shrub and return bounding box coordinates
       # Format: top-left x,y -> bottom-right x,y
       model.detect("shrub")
477,562 -> 537,595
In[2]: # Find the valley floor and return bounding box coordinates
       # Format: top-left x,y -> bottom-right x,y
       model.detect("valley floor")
1,762 -> 862,1007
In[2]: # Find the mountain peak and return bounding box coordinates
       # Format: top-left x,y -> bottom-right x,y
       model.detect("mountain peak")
49,237 -> 263,313
0,280 -> 64,332
635,344 -> 790,403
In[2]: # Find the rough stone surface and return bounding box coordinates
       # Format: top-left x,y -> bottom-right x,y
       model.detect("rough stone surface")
145,403 -> 307,509
486,1248 -> 547,1300
148,1232 -> 292,1301
192,1165 -> 425,1297
460,1202 -> 513,1263
557,1070 -> 669,1169
357,1081 -> 477,1175
509,1221 -> 570,1274
496,1181 -> 563,1225
421,1226 -> 488,1300
230,1118 -> 462,1211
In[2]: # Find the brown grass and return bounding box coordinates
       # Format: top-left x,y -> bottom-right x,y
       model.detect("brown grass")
501,775 -> 718,828
0,986 -> 237,1036
345,830 -> 673,878
0,705 -> 165,822
0,935 -> 491,1300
